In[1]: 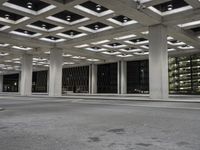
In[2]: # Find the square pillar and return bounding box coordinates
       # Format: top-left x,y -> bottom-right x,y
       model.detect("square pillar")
149,24 -> 168,99
20,54 -> 33,96
117,61 -> 121,94
0,75 -> 3,92
49,48 -> 63,97
118,61 -> 127,94
89,64 -> 97,94
121,61 -> 127,94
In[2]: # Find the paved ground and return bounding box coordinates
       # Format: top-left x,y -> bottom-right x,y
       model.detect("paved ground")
0,97 -> 200,150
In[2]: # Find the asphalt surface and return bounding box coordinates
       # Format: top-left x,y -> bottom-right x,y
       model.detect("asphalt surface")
0,96 -> 200,150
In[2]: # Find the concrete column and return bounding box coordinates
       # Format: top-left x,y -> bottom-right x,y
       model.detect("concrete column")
18,72 -> 21,93
120,61 -> 127,94
20,54 -> 33,96
49,48 -> 63,96
118,61 -> 127,94
0,75 -> 3,92
117,61 -> 121,94
149,24 -> 168,99
46,69 -> 49,94
89,64 -> 97,94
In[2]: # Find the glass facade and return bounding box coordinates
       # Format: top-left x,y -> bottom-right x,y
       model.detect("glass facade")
169,54 -> 200,94
32,71 -> 48,93
127,60 -> 149,94
3,74 -> 19,92
62,66 -> 89,93
97,63 -> 118,93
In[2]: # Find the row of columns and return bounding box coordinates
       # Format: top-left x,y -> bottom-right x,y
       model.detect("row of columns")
0,24 -> 168,99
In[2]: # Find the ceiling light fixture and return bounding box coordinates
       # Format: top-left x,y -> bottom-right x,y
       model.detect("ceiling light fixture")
42,24 -> 46,29
94,25 -> 99,30
167,4 -> 173,11
70,31 -> 74,36
123,17 -> 128,23
27,2 -> 33,9
5,14 -> 9,20
66,15 -> 71,21
96,5 -> 101,11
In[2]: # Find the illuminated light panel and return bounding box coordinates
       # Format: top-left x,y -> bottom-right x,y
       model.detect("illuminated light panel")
72,56 -> 86,59
27,24 -> 63,32
167,36 -> 174,40
91,40 -> 110,45
0,52 -> 9,56
117,54 -> 133,57
178,20 -> 200,28
102,51 -> 121,55
79,26 -> 113,33
0,25 -> 10,31
119,48 -> 142,52
44,51 -> 50,54
40,37 -> 66,43
134,51 -> 149,55
125,39 -> 149,45
10,30 -> 42,38
63,62 -> 75,65
87,58 -> 100,62
85,47 -> 107,52
0,43 -> 9,47
148,5 -> 192,16
63,54 -> 72,57
57,32 -> 87,39
3,2 -> 56,15
75,44 -> 89,48
140,45 -> 149,49
102,44 -> 127,49
47,16 -> 89,25
114,34 -> 136,40
178,45 -> 194,50
107,18 -> 137,26
0,16 -> 29,24
74,4 -> 114,17
141,31 -> 149,35
12,46 -> 32,50
168,48 -> 176,52
168,40 -> 185,46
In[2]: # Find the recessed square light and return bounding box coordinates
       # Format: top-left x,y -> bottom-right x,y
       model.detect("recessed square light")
47,10 -> 89,25
27,21 -> 63,32
103,43 -> 127,48
102,50 -> 121,55
120,47 -> 142,52
148,0 -> 192,16
125,38 -> 149,45
75,1 -> 114,17
79,22 -> 113,33
12,45 -> 32,51
3,0 -> 56,15
107,15 -> 137,26
57,30 -> 87,39
85,47 -> 107,52
10,28 -> 42,37
40,36 -> 65,43
117,54 -> 133,57
0,9 -> 29,24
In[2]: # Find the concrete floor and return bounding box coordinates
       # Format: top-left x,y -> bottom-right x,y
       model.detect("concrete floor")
0,97 -> 200,150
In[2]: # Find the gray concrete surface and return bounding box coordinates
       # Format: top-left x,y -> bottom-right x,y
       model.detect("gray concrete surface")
0,97 -> 200,150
